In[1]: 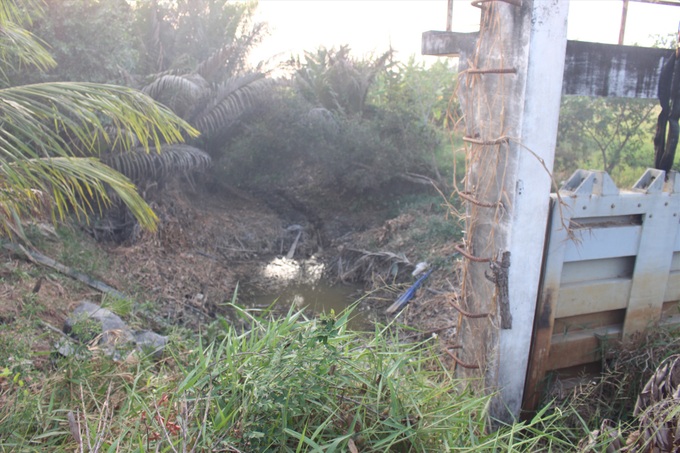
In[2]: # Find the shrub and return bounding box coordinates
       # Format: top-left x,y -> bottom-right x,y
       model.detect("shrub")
219,86 -> 442,196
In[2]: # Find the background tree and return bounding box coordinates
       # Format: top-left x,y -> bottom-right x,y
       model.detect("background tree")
291,46 -> 391,117
554,35 -> 668,185
140,56 -> 272,155
222,48 -> 454,196
11,0 -> 266,84
370,57 -> 457,129
555,96 -> 656,184
129,0 -> 272,160
10,0 -> 271,187
0,0 -> 195,236
132,0 -> 265,76
9,0 -> 458,213
11,0 -> 138,84
369,57 -> 459,184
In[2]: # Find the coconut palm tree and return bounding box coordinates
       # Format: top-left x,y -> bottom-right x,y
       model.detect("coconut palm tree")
0,0 -> 196,237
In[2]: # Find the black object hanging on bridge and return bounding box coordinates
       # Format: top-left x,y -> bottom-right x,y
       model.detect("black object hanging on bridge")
654,49 -> 680,173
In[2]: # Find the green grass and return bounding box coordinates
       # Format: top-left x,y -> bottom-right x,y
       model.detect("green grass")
0,304 -> 591,452
55,225 -> 110,277
2,216 -> 670,452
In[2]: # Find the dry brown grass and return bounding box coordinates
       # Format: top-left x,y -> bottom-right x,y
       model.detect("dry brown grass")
551,327 -> 680,452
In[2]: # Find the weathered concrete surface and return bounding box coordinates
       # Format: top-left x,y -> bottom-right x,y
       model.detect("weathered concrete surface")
453,0 -> 568,424
564,41 -> 668,98
422,30 -> 670,98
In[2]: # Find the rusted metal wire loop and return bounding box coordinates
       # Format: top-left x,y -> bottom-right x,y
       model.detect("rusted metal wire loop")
444,348 -> 480,369
467,68 -> 516,75
447,296 -> 491,319
458,191 -> 501,208
454,244 -> 491,263
472,0 -> 522,8
463,136 -> 510,146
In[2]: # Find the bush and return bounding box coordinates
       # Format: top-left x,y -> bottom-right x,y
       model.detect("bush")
218,86 -> 442,196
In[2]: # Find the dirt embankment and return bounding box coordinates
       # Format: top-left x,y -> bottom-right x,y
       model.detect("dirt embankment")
0,181 -> 463,358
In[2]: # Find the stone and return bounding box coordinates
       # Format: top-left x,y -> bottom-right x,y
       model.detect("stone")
61,300 -> 166,360
133,330 -> 168,358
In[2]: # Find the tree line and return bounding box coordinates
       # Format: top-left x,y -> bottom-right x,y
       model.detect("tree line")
0,0 -> 664,238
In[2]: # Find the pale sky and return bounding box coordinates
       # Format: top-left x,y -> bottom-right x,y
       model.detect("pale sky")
247,0 -> 680,65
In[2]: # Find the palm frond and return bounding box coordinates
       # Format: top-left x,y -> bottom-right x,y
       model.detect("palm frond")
217,19 -> 267,78
631,354 -> 680,452
0,156 -> 157,234
0,21 -> 55,79
0,0 -> 43,27
195,44 -> 237,81
190,74 -> 272,137
104,144 -> 211,183
142,73 -> 208,101
0,82 -> 198,161
0,1 -> 198,236
0,82 -> 196,234
142,66 -> 270,138
294,47 -> 392,116
142,73 -> 210,119
0,0 -> 53,86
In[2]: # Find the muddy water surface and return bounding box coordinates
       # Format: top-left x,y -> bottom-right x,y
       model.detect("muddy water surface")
247,256 -> 369,329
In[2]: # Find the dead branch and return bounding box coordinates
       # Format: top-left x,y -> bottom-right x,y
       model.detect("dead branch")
3,243 -> 127,300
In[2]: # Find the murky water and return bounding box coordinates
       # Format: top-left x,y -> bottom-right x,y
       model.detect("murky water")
247,256 -> 368,329
261,256 -> 324,284
250,281 -> 366,324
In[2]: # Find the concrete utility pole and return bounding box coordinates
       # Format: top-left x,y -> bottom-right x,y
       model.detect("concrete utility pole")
453,0 -> 569,422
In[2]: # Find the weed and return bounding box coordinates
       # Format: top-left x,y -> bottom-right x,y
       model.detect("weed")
540,326 -> 680,450
5,265 -> 31,282
411,214 -> 463,247
0,332 -> 32,376
0,304 -> 591,451
20,292 -> 44,318
67,315 -> 101,343
101,296 -> 132,317
56,226 -> 109,277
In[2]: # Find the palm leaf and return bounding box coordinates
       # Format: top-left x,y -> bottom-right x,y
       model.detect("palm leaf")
0,0 -> 198,237
104,144 -> 211,183
142,73 -> 209,119
141,33 -> 272,139
0,156 -> 157,234
631,354 -> 680,451
0,21 -> 55,81
0,0 -> 53,86
0,82 -> 197,235
195,44 -> 237,81
190,74 -> 272,137
142,73 -> 208,102
294,47 -> 392,116
0,0 -> 43,26
0,82 -> 198,159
